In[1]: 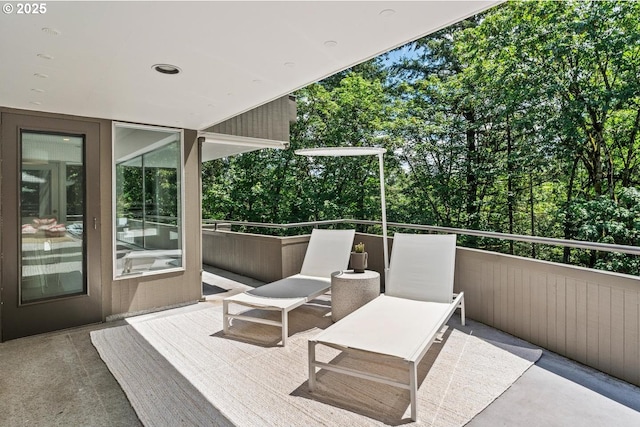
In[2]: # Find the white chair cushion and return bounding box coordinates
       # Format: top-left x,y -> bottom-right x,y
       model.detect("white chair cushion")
313,295 -> 451,361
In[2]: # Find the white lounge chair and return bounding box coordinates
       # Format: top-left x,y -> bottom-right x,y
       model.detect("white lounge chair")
308,233 -> 465,421
223,228 -> 355,346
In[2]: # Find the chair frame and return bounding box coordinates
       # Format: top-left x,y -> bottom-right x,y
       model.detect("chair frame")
308,233 -> 464,421
223,228 -> 354,346
223,280 -> 330,346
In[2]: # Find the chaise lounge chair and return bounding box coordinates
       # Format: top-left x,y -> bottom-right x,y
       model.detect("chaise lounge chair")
223,228 -> 355,346
308,233 -> 465,421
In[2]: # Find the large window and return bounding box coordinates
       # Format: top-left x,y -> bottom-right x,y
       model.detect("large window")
113,123 -> 183,277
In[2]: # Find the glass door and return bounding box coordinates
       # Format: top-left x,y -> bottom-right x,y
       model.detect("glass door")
20,132 -> 86,303
1,113 -> 102,341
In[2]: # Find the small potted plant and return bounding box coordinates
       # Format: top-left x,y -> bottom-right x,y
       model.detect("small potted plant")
350,241 -> 368,273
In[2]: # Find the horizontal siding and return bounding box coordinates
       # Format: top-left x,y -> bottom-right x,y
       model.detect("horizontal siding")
205,96 -> 295,142
455,247 -> 640,387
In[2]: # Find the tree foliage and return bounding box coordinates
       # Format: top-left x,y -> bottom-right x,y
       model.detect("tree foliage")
203,0 -> 640,274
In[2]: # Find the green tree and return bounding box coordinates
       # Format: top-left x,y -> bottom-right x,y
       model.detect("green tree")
202,0 -> 640,274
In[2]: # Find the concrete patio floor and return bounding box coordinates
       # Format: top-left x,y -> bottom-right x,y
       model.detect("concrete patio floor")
1,266 -> 639,427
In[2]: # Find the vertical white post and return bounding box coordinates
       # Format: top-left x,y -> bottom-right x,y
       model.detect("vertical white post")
409,361 -> 418,421
308,341 -> 317,391
281,309 -> 288,346
461,294 -> 466,326
378,152 -> 389,284
223,300 -> 230,335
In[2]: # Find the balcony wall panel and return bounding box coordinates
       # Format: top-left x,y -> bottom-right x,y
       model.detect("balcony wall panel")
455,247 -> 640,387
623,291 -> 639,383
599,286 -> 612,374
349,233 -> 391,289
611,287 -> 626,380
548,274 -> 560,354
587,283 -> 600,368
576,280 -> 588,363
202,230 -> 311,283
282,235 -> 313,278
565,278 -> 578,359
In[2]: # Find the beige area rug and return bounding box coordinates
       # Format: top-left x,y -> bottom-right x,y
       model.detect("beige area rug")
91,300 -> 542,427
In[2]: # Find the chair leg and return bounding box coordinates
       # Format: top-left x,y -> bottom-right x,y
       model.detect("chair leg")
461,297 -> 466,326
223,300 -> 230,335
409,361 -> 418,421
308,341 -> 317,391
281,308 -> 288,346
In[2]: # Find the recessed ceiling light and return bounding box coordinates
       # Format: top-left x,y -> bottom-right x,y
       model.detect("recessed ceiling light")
33,73 -> 48,79
30,101 -> 42,105
31,88 -> 45,93
62,138 -> 70,141
37,53 -> 54,60
41,27 -> 61,36
252,79 -> 262,84
379,9 -> 396,17
284,62 -> 296,68
152,64 -> 181,75
324,40 -> 338,48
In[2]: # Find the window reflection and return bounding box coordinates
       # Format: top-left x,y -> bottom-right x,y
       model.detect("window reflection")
114,124 -> 183,277
21,132 -> 85,303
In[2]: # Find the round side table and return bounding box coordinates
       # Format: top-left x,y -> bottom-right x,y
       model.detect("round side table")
331,269 -> 380,322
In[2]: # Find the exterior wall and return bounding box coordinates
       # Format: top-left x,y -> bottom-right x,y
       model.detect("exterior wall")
455,247 -> 640,387
104,129 -> 202,316
205,95 -> 296,143
1,97 -> 300,338
0,108 -> 202,334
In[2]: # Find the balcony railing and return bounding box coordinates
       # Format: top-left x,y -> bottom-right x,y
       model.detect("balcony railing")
203,218 -> 640,256
202,219 -> 640,388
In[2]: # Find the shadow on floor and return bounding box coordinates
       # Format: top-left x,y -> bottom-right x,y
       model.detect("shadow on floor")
202,264 -> 264,288
202,282 -> 228,296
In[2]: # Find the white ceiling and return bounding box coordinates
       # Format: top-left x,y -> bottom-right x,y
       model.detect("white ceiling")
0,1 -> 500,131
